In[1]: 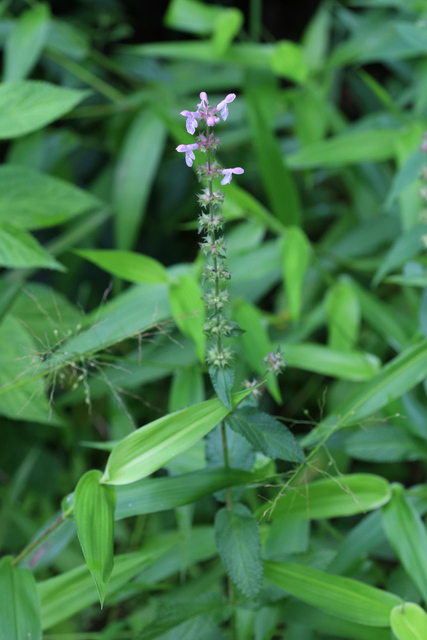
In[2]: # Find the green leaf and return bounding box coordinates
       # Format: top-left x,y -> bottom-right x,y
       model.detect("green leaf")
39,550 -> 160,629
101,390 -> 249,485
327,511 -> 385,576
326,281 -> 361,351
74,470 -> 116,608
245,86 -> 301,226
211,8 -> 243,55
0,81 -> 89,139
0,222 -> 64,270
270,41 -> 309,84
169,274 -> 205,364
75,249 -> 169,284
227,408 -> 305,462
209,365 -> 234,410
288,129 -> 397,169
215,503 -> 263,599
264,561 -> 401,626
4,3 -> 50,81
391,603 -> 427,640
114,468 -> 254,519
270,474 -> 391,520
372,224 -> 427,287
114,108 -> 166,250
345,426 -> 427,462
0,164 -> 100,229
0,556 -> 41,640
282,227 -> 311,321
382,484 -> 427,602
303,339 -> 427,446
169,366 -> 204,412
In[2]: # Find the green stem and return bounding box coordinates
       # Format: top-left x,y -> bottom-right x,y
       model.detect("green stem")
12,506 -> 74,566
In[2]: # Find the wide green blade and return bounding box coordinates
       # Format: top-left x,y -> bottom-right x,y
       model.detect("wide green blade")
75,249 -> 169,284
4,3 -> 50,81
391,603 -> 427,640
0,555 -> 41,640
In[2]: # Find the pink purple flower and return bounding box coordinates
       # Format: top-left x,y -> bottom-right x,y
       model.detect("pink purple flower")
220,167 -> 244,185
176,143 -> 199,167
180,92 -> 237,135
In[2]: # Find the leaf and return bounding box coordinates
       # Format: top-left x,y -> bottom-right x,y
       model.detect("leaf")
0,222 -> 64,270
270,41 -> 309,84
169,274 -> 205,364
101,390 -> 249,485
4,3 -> 50,81
372,224 -> 427,286
75,249 -> 169,284
169,366 -> 204,412
386,149 -> 425,207
245,86 -> 301,226
326,281 -> 361,351
114,468 -> 254,520
382,484 -> 427,603
270,474 -> 391,520
215,503 -> 263,599
0,81 -> 89,139
0,164 -> 100,229
39,550 -> 160,629
74,470 -> 116,607
264,561 -> 402,626
282,227 -> 311,321
114,108 -> 166,249
391,603 -> 427,640
287,129 -> 397,169
227,408 -> 305,462
345,426 -> 427,462
209,365 -> 234,410
303,339 -> 427,446
0,555 -> 41,640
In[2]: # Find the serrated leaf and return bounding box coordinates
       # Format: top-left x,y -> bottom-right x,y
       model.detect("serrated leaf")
264,561 -> 401,626
282,226 -> 311,321
4,3 -> 50,81
74,470 -> 116,607
0,81 -> 89,138
227,408 -> 304,462
391,603 -> 427,640
102,390 -> 249,485
0,222 -> 64,270
0,555 -> 41,640
382,484 -> 427,603
215,503 -> 263,598
75,249 -> 169,284
209,365 -> 234,409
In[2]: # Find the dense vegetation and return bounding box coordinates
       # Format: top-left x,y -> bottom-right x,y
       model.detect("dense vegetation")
2,0 -> 427,638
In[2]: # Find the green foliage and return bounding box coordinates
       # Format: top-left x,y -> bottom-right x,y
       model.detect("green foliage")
0,556 -> 41,640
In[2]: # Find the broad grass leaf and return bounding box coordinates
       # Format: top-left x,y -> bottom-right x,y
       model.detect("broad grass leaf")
264,561 -> 401,626
209,365 -> 234,410
0,222 -> 64,270
215,503 -> 263,598
0,81 -> 89,138
327,511 -> 385,575
74,470 -> 116,607
114,108 -> 166,250
227,408 -> 304,462
46,19 -> 90,60
345,426 -> 427,462
101,390 -> 249,485
39,550 -> 160,629
0,555 -> 41,640
270,41 -> 309,83
4,3 -> 50,81
282,226 -> 311,321
326,281 -> 361,351
391,603 -> 427,640
75,249 -> 169,284
114,468 -> 254,519
270,474 -> 391,520
372,224 -> 427,286
224,184 -> 287,235
382,485 -> 427,602
245,86 -> 301,226
169,274 -> 205,363
302,339 -> 427,446
169,365 -> 204,411
0,164 -> 100,229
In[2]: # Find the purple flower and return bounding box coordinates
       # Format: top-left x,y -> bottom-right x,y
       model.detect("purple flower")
215,93 -> 236,121
176,143 -> 199,167
180,110 -> 199,135
220,167 -> 244,185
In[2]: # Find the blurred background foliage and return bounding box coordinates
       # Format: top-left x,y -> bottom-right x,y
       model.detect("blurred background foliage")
3,0 -> 427,637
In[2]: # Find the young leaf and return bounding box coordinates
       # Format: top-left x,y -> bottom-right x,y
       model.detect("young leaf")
227,408 -> 304,462
0,81 -> 89,139
0,555 -> 41,640
0,222 -> 64,270
264,561 -> 401,626
215,503 -> 263,599
74,470 -> 116,607
391,603 -> 427,640
209,365 -> 234,410
75,249 -> 169,284
382,484 -> 427,603
102,390 -> 249,485
4,3 -> 50,81
282,226 -> 311,321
